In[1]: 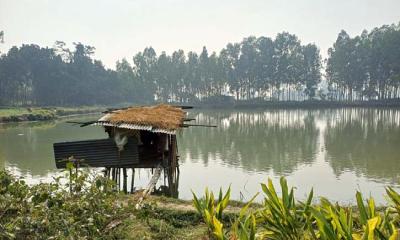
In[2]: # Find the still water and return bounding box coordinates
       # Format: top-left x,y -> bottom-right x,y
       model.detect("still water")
1,108 -> 400,204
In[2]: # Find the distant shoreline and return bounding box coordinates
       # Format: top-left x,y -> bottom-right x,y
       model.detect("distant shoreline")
188,99 -> 400,109
2,100 -> 400,123
0,107 -> 105,123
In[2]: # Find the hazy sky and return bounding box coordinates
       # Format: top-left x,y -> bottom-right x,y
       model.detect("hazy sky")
1,0 -> 399,68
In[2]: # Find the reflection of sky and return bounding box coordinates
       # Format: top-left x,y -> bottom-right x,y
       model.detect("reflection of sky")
1,109 -> 400,204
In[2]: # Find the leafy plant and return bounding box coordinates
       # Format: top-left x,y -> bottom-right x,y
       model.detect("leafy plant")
258,177 -> 314,240
386,186 -> 400,225
0,168 -> 121,239
192,186 -> 231,239
354,191 -> 398,240
310,198 -> 355,239
229,193 -> 259,240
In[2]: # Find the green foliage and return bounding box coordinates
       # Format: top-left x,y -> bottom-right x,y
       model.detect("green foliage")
0,33 -> 323,107
310,198 -> 355,239
386,187 -> 400,218
0,168 -> 121,239
386,186 -> 400,224
353,191 -> 398,240
192,186 -> 259,240
1,22 -> 400,107
229,193 -> 259,240
2,169 -> 400,240
326,23 -> 400,101
192,178 -> 400,240
192,187 -> 231,239
258,177 -> 314,240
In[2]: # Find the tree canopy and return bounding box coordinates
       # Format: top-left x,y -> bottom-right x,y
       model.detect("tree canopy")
0,22 -> 399,107
326,23 -> 400,100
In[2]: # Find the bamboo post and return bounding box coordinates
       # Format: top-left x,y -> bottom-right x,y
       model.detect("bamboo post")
117,168 -> 121,192
131,168 -> 135,193
123,168 -> 127,193
135,164 -> 162,209
107,167 -> 111,179
171,135 -> 177,183
165,135 -> 178,196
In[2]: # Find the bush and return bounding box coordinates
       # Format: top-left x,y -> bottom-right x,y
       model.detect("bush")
0,168 -> 122,239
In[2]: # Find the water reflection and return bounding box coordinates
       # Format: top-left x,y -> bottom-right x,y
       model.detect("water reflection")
0,116 -> 105,176
324,108 -> 400,183
179,110 -> 319,175
1,109 -> 400,202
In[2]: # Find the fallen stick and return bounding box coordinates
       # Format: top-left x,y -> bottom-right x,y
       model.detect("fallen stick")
135,164 -> 163,209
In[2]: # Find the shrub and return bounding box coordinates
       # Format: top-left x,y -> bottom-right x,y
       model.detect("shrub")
0,168 -> 122,239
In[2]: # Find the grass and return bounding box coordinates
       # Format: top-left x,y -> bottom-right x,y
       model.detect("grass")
0,106 -> 105,122
0,108 -> 37,117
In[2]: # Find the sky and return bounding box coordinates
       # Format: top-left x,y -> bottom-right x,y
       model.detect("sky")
0,0 -> 399,69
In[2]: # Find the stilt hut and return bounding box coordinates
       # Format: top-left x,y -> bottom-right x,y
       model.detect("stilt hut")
53,104 -> 190,196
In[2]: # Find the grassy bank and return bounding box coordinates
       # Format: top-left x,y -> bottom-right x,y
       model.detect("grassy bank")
0,106 -> 105,123
1,168 -> 400,239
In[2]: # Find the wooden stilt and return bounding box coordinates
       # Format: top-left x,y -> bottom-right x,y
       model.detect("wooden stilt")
164,168 -> 167,186
131,168 -> 135,193
112,168 -> 117,191
106,167 -> 111,179
164,135 -> 178,197
117,168 -> 120,190
123,168 -> 127,193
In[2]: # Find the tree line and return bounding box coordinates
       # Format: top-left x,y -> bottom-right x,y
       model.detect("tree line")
0,22 -> 399,106
326,23 -> 400,101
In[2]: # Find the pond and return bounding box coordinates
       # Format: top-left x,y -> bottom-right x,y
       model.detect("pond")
1,108 -> 400,204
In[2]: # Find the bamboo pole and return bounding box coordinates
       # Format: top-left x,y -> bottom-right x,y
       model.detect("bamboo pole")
123,168 -> 127,193
131,168 -> 135,193
135,164 -> 162,209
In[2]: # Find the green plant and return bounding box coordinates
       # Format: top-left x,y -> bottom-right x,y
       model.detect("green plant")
229,193 -> 259,240
310,198 -> 355,240
192,187 -> 231,239
354,191 -> 398,240
386,187 -> 400,225
258,177 -> 314,240
0,167 -> 121,239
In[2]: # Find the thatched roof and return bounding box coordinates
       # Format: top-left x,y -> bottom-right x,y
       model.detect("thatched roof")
93,105 -> 186,134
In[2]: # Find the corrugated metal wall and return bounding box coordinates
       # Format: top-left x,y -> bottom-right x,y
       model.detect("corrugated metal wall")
53,138 -> 140,168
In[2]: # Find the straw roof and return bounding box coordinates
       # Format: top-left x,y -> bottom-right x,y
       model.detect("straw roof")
94,104 -> 186,134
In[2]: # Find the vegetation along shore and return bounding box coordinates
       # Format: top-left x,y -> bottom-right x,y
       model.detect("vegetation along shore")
0,106 -> 104,123
1,167 -> 400,239
3,99 -> 400,124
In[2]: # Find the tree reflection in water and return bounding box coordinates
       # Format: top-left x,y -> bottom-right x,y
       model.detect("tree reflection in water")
179,109 -> 319,175
1,108 -> 400,195
179,108 -> 400,184
324,108 -> 400,183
